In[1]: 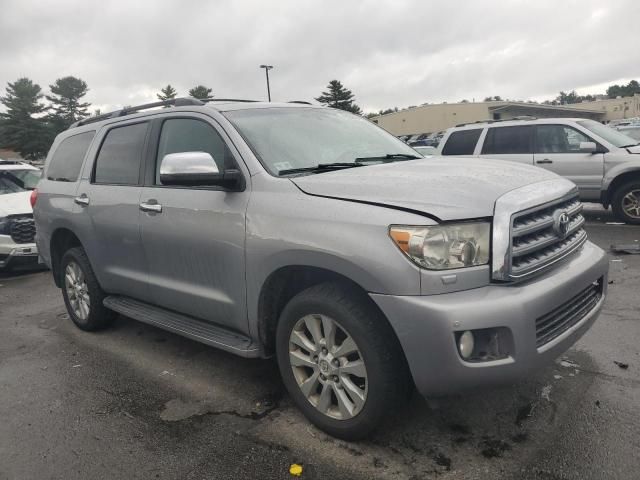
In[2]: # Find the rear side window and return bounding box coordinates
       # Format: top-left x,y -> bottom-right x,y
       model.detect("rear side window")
94,123 -> 148,185
482,126 -> 533,155
441,129 -> 482,155
46,131 -> 95,181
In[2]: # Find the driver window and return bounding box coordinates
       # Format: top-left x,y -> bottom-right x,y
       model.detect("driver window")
535,125 -> 590,153
156,118 -> 233,184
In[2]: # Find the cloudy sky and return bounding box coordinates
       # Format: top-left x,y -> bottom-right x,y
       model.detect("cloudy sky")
1,0 -> 639,114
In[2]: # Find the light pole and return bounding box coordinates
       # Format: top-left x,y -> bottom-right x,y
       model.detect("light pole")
259,65 -> 273,102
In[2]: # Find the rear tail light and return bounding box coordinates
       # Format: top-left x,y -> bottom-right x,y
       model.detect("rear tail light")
30,188 -> 38,208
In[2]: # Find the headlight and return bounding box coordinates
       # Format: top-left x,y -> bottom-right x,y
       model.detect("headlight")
389,222 -> 490,270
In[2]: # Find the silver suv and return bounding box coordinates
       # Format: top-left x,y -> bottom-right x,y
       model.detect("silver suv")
34,98 -> 608,439
438,118 -> 640,223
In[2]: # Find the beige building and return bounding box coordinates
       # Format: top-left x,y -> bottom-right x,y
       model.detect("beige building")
371,95 -> 640,136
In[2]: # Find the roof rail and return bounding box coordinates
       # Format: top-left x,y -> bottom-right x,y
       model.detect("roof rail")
288,100 -> 312,105
70,97 -> 205,128
454,116 -> 537,128
203,98 -> 259,103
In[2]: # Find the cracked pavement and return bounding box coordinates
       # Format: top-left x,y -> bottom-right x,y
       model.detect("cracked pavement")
0,204 -> 638,479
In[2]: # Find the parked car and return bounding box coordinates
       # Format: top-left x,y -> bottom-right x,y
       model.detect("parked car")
0,160 -> 41,271
34,99 -> 608,439
413,145 -> 438,156
438,118 -> 640,223
617,125 -> 640,142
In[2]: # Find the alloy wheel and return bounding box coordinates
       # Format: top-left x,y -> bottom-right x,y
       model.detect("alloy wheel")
622,189 -> 640,218
288,314 -> 368,420
64,261 -> 90,320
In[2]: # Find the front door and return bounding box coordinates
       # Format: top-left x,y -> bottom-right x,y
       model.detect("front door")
533,124 -> 605,201
139,115 -> 250,333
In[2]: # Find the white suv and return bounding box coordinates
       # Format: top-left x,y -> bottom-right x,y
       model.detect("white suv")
0,160 -> 41,271
438,118 -> 640,223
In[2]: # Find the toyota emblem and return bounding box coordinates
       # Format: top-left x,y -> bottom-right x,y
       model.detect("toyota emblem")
553,210 -> 571,238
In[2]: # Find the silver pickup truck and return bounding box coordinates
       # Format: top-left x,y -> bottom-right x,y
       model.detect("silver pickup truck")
33,98 -> 608,439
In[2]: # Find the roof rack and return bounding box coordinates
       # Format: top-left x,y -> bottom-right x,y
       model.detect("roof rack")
288,100 -> 312,105
455,116 -> 537,128
203,98 -> 259,103
70,97 -> 205,128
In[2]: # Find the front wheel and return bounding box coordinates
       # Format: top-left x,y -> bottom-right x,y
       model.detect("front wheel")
611,181 -> 640,224
276,282 -> 411,440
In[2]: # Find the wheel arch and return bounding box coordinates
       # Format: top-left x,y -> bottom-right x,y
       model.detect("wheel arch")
50,228 -> 83,288
602,168 -> 640,206
255,265 -> 407,364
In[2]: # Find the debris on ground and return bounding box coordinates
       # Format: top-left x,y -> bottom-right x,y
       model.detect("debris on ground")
614,361 -> 629,370
541,385 -> 552,402
610,244 -> 640,254
606,222 -> 625,225
595,400 -> 601,408
559,359 -> 580,369
289,463 -> 303,476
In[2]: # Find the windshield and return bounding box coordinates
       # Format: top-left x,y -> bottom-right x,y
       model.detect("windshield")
224,107 -> 419,176
0,169 -> 41,194
577,120 -> 639,148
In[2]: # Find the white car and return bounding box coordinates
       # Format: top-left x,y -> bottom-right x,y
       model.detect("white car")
413,145 -> 438,156
0,160 -> 41,271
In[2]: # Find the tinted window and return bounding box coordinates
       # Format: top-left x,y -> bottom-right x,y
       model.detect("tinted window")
441,129 -> 482,155
156,119 -> 233,183
46,131 -> 95,181
482,126 -> 533,154
535,125 -> 590,153
94,123 -> 148,185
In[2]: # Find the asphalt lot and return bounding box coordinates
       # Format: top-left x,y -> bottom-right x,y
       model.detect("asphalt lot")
1,204 -> 638,480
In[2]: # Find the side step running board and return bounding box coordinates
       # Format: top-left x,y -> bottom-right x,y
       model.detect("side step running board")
103,295 -> 261,358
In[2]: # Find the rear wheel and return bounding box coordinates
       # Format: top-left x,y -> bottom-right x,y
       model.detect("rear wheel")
61,247 -> 115,331
611,181 -> 640,224
276,282 -> 410,440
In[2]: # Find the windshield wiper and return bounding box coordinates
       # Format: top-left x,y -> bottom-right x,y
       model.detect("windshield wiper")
278,162 -> 365,176
354,153 -> 421,162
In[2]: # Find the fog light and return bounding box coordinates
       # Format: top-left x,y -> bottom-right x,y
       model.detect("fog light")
458,330 -> 475,359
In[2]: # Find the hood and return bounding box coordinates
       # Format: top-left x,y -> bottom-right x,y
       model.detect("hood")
0,191 -> 33,217
291,158 -> 559,221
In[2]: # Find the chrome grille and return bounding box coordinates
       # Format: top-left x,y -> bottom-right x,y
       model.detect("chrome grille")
9,216 -> 36,244
535,278 -> 602,347
509,195 -> 586,279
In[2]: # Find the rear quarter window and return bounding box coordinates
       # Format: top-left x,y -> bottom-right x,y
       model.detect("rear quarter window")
441,129 -> 482,155
46,131 -> 96,181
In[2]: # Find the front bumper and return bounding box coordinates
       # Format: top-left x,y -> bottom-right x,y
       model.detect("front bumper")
371,241 -> 608,397
0,234 -> 40,270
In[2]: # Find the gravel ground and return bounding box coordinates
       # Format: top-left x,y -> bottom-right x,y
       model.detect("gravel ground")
0,204 -> 638,480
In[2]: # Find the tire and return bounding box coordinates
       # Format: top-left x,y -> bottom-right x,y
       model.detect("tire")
60,247 -> 115,331
275,282 -> 411,440
611,180 -> 640,224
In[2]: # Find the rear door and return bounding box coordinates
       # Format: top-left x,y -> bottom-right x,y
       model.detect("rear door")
76,120 -> 151,300
139,114 -> 250,332
533,124 -> 604,200
478,125 -> 534,165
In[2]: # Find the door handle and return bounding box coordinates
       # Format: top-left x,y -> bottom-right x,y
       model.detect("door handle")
74,194 -> 90,206
536,159 -> 553,164
139,201 -> 162,213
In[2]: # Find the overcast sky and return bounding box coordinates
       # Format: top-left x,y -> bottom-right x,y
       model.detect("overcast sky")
1,0 -> 639,114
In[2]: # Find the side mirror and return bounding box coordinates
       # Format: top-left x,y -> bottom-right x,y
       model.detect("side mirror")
159,151 -> 241,189
579,141 -> 597,153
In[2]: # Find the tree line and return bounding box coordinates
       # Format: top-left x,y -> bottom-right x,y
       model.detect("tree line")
0,77 -> 217,160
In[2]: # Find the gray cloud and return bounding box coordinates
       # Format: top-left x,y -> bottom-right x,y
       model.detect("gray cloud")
1,0 -> 638,113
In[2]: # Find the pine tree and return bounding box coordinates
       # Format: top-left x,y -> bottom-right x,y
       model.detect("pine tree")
157,84 -> 178,104
315,80 -> 362,114
46,76 -> 91,133
188,85 -> 213,100
0,78 -> 50,160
